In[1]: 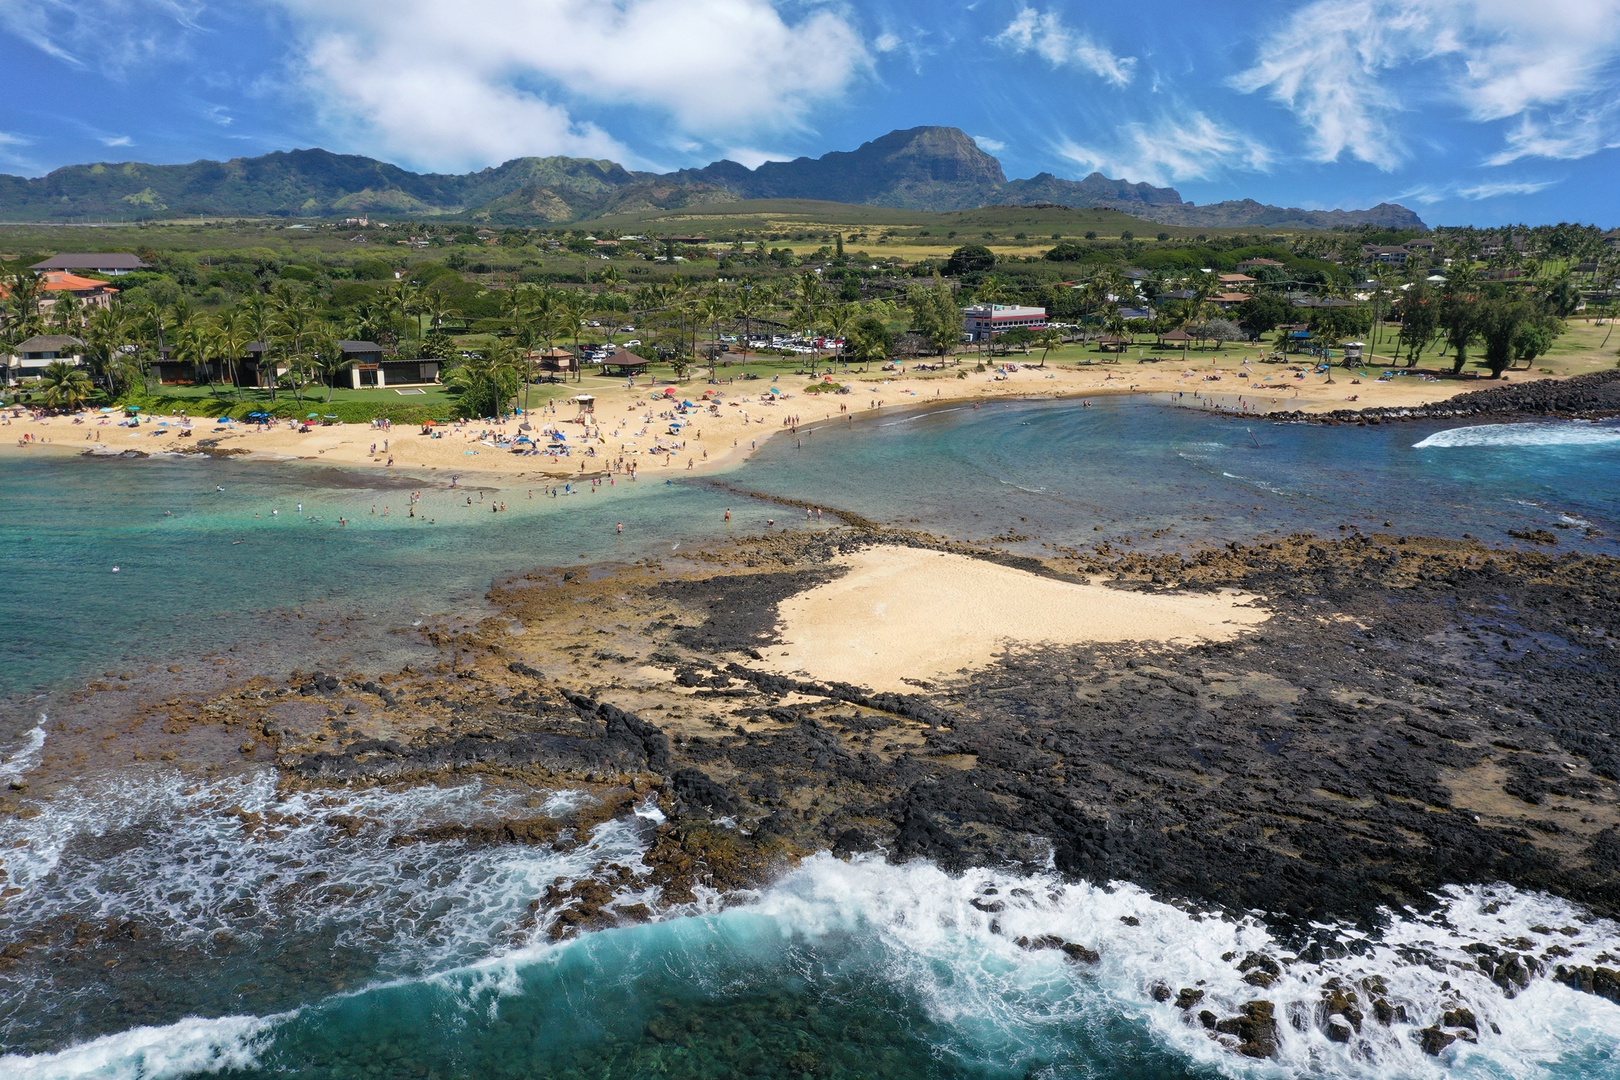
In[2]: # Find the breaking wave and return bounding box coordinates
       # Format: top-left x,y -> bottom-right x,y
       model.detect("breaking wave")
7,853 -> 1618,1079
1414,422 -> 1620,449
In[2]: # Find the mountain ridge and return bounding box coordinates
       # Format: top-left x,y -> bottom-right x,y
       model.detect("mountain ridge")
0,127 -> 1427,230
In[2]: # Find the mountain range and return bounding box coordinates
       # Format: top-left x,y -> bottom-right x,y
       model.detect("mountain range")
0,126 -> 1426,231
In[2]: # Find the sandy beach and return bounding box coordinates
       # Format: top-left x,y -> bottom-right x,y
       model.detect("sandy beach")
762,545 -> 1267,692
0,353 -> 1497,483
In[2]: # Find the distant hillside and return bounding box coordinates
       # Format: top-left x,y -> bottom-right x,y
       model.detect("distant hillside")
0,126 -> 1426,230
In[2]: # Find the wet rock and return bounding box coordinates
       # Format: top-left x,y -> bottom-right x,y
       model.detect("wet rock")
1419,1026 -> 1456,1056
1198,1010 -> 1217,1030
1214,1000 -> 1279,1058
1441,1007 -> 1478,1034
1325,1015 -> 1354,1043
1060,942 -> 1100,964
671,767 -> 742,816
1239,952 -> 1282,989
1150,984 -> 1172,1003
1487,951 -> 1542,996
1553,964 -> 1620,1004
1174,988 -> 1205,1010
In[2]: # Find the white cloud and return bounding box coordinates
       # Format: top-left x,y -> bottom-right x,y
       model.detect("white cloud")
1403,178 -> 1560,204
1234,0 -> 1620,170
1055,113 -> 1272,186
267,0 -> 872,170
100,135 -> 134,147
0,0 -> 202,71
874,32 -> 901,53
996,8 -> 1136,87
971,135 -> 1006,153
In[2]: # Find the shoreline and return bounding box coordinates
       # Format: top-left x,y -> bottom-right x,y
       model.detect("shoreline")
4,524 -> 1620,1064
3,356 -> 1577,485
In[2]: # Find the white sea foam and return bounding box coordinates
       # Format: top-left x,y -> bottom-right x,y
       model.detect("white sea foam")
0,1013 -> 278,1080
1414,422 -> 1620,449
0,720 -> 45,786
0,771 -> 653,980
713,856 -> 1620,1079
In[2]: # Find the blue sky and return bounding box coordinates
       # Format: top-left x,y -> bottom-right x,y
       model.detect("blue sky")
2,0 -> 1618,226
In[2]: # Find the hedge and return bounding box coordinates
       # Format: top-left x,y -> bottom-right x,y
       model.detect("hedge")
115,394 -> 470,425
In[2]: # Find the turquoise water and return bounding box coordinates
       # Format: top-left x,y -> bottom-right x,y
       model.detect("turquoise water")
4,400 -> 1620,1079
0,455 -> 746,700
736,398 -> 1620,554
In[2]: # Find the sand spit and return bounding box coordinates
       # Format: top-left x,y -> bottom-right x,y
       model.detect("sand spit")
763,545 -> 1267,692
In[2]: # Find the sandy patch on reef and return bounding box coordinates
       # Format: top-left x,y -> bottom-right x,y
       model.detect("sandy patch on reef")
762,546 -> 1268,692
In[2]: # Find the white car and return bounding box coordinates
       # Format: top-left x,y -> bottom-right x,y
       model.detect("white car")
623,338 -> 642,347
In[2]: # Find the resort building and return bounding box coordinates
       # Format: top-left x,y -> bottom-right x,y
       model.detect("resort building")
3,334 -> 85,384
962,304 -> 1048,342
29,253 -> 150,276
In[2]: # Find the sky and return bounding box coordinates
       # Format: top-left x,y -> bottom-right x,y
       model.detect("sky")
2,0 -> 1619,226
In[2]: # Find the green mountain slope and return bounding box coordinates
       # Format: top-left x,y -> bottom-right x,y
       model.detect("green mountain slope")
0,127 -> 1426,230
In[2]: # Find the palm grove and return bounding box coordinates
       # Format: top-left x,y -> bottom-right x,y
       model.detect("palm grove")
2,219 -> 1613,416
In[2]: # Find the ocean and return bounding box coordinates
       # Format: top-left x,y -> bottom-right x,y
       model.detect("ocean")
2,398 -> 1619,1079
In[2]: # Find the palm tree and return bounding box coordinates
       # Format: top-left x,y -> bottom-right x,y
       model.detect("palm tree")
83,307 -> 135,397
697,292 -> 729,380
560,290 -> 594,382
2,272 -> 45,339
38,360 -> 94,412
1035,326 -> 1064,369
419,290 -> 461,334
388,279 -> 420,342
446,341 -> 521,419
211,308 -> 250,394
51,291 -> 85,337
310,329 -> 354,403
173,323 -> 213,391
242,294 -> 277,398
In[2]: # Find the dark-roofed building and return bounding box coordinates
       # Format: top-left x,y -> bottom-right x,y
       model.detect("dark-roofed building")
29,253 -> 150,276
4,334 -> 85,383
343,341 -> 439,388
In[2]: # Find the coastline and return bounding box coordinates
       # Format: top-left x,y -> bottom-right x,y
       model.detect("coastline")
0,354 -> 1549,485
4,520 -> 1620,1066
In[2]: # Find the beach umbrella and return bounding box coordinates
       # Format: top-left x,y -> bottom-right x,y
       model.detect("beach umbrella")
307,412 -> 319,419
324,415 -> 339,420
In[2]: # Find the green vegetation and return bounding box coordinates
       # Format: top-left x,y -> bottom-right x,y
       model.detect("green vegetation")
2,214 -> 1614,414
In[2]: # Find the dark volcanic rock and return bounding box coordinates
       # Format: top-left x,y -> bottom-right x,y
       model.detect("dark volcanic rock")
1554,964 -> 1620,1004
1214,1000 -> 1279,1058
1270,369 -> 1620,425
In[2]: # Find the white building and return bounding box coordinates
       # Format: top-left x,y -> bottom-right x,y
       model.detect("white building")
963,304 -> 1048,342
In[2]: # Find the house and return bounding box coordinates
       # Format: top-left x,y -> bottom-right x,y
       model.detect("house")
344,341 -> 439,388
1213,292 -> 1251,310
1363,245 -> 1409,266
1216,273 -> 1256,289
528,348 -> 577,379
38,272 -> 119,312
1235,258 -> 1284,272
4,334 -> 85,384
962,304 -> 1047,342
0,271 -> 119,319
29,253 -> 149,276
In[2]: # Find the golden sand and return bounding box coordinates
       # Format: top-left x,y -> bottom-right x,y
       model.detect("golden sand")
758,545 -> 1268,693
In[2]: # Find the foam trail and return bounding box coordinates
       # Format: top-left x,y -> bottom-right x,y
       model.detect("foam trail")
0,1013 -> 277,1080
732,856 -> 1620,1079
1415,422 -> 1620,449
0,719 -> 45,786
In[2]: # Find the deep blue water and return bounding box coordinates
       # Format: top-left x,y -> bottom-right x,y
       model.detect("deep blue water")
3,399 -> 1620,1080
